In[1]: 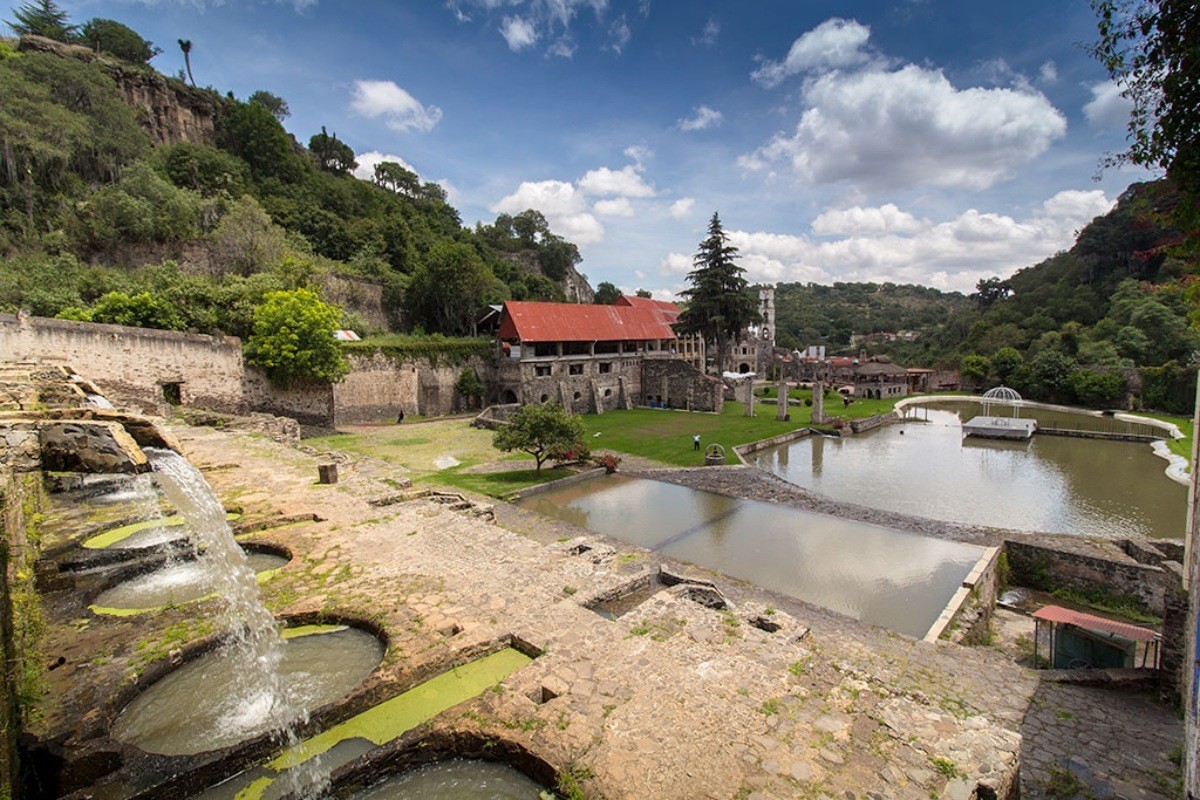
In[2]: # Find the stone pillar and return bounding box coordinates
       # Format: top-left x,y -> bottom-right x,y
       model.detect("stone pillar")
776,374 -> 789,421
741,380 -> 755,417
812,380 -> 825,424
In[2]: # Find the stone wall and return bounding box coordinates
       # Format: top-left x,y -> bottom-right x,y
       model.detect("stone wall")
321,273 -> 390,333
925,547 -> 1002,646
848,412 -> 899,434
333,352 -> 490,423
1004,539 -> 1166,615
641,358 -> 724,413
242,370 -> 335,428
506,358 -> 639,414
0,314 -> 246,412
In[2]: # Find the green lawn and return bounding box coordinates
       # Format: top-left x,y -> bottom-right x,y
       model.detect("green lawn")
581,393 -> 904,467
305,391 -> 923,493
1135,411 -> 1194,459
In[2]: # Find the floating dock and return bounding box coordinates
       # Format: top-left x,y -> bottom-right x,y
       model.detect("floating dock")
962,415 -> 1037,440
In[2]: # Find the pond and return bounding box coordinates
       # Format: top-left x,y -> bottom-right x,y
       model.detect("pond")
518,475 -> 983,638
750,399 -> 1187,539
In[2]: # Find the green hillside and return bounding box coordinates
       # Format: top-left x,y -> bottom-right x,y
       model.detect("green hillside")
0,21 -> 581,344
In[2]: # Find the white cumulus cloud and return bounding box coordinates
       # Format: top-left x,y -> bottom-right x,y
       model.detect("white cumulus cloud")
812,204 -> 923,236
1083,81 -> 1133,130
492,180 -> 606,244
624,145 -> 654,166
678,105 -> 724,132
500,16 -> 538,51
351,80 -> 442,133
352,151 -> 417,183
659,252 -> 693,275
715,189 -> 1114,292
751,18 -> 873,87
669,198 -> 695,219
740,64 -> 1066,190
594,197 -> 635,217
578,165 -> 656,197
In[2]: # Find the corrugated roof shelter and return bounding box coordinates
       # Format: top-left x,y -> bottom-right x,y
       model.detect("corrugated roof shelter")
498,300 -> 679,344
1032,604 -> 1159,670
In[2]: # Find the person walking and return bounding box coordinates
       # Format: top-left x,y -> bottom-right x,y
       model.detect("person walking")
693,434 -> 701,451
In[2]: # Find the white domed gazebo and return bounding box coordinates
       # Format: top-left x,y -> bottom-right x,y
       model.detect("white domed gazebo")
964,386 -> 1038,440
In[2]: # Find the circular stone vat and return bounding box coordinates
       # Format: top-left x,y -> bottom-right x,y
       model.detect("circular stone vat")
90,551 -> 289,615
348,759 -> 549,800
112,625 -> 384,756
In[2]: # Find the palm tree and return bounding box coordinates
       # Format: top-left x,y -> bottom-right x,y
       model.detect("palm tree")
178,38 -> 194,86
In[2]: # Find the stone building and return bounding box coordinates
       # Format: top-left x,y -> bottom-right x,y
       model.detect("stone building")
494,299 -> 722,414
727,286 -> 778,375
792,353 -> 913,399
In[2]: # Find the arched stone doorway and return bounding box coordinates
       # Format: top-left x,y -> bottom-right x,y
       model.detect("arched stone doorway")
501,389 -> 518,404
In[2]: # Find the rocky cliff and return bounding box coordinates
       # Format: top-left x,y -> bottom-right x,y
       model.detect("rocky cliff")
18,35 -> 220,147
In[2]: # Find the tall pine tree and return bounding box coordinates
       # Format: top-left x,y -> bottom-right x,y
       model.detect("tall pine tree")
675,212 -> 760,375
7,0 -> 76,41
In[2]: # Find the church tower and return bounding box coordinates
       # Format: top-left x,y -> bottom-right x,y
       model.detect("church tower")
758,286 -> 776,346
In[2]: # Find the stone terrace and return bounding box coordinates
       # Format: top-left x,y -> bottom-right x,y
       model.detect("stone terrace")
26,420 -> 1050,799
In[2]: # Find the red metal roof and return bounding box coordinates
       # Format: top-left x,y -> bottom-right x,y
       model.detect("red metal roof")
1032,605 -> 1158,642
499,301 -> 679,343
615,295 -> 681,317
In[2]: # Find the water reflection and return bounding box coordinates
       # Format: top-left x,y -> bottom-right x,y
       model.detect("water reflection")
518,476 -> 981,638
752,402 -> 1186,538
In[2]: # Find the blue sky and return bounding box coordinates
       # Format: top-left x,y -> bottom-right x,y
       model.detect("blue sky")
28,0 -> 1149,297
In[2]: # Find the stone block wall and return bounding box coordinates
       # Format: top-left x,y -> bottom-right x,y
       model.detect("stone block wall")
0,314 -> 246,412
321,273 -> 390,333
242,370 -> 335,428
1159,562 -> 1186,701
848,412 -> 899,434
641,358 -> 724,412
333,352 -> 491,423
509,358 -> 639,414
1004,539 -> 1166,615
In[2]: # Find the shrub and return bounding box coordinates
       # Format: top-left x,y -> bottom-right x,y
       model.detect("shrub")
244,288 -> 349,386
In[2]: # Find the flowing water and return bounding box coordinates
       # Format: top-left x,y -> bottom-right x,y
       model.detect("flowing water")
190,647 -> 531,800
112,625 -> 383,757
118,449 -> 338,796
750,401 -> 1187,538
347,760 -> 548,799
90,552 -> 288,614
518,476 -> 982,637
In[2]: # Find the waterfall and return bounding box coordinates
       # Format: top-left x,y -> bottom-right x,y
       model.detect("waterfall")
86,393 -> 115,409
145,448 -> 328,797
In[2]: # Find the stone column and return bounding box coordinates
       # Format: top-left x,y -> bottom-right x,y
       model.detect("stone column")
741,379 -> 755,417
812,380 -> 825,425
776,373 -> 789,421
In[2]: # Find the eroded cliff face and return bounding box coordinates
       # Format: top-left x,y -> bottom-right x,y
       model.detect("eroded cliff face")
18,35 -> 219,147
